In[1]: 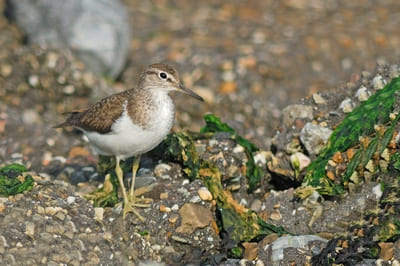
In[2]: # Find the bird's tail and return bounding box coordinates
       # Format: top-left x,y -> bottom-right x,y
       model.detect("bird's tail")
53,111 -> 81,128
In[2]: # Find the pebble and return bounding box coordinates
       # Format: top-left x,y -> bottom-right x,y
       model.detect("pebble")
0,64 -> 12,77
270,209 -> 282,221
154,163 -> 172,179
339,98 -> 354,113
355,86 -> 370,102
171,204 -> 179,211
168,214 -> 179,223
22,109 -> 41,125
177,187 -> 189,197
312,93 -> 326,105
190,195 -> 201,203
290,152 -> 311,172
44,206 -> 63,216
389,64 -> 399,78
67,196 -> 76,204
299,123 -> 332,155
253,152 -> 267,164
232,144 -> 245,153
197,187 -> 213,201
250,199 -> 262,212
219,81 -> 237,94
171,235 -> 190,244
159,192 -> 169,199
372,74 -> 386,90
94,207 -> 104,221
0,235 -> 8,254
372,183 -> 383,200
159,205 -> 171,213
28,75 -> 39,87
0,201 -> 6,213
281,104 -> 314,127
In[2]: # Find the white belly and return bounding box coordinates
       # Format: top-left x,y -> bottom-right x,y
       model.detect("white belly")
84,97 -> 174,160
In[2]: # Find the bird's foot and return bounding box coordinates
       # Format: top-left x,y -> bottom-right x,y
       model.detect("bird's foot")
122,196 -> 153,221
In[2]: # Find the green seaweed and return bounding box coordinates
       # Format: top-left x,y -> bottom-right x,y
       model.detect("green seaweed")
304,76 -> 400,195
149,132 -> 200,180
200,113 -> 264,192
0,163 -> 34,196
199,162 -> 290,245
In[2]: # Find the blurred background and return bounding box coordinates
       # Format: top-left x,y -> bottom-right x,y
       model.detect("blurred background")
121,0 -> 400,147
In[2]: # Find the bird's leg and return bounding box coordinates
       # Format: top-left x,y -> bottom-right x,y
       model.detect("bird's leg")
129,155 -> 140,199
115,157 -> 128,205
128,156 -> 152,206
115,156 -> 144,221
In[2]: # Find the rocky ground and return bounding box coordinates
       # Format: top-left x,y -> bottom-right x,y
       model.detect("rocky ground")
1,0 -> 400,265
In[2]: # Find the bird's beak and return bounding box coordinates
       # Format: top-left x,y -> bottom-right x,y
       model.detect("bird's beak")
179,83 -> 204,101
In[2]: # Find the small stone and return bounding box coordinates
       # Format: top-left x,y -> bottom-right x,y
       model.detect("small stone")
154,163 -> 172,179
0,235 -> 9,253
372,74 -> 386,90
190,195 -> 201,203
282,104 -> 314,128
219,81 -> 237,94
0,201 -> 6,213
372,183 -> 383,200
250,199 -> 262,212
67,196 -> 76,204
63,85 -> 75,95
378,242 -> 394,261
22,109 -> 41,125
233,145 -> 245,153
254,152 -> 267,164
339,98 -> 354,113
159,192 -> 169,199
176,203 -> 213,234
94,207 -> 104,221
37,206 -> 45,215
326,171 -> 335,181
300,123 -> 332,155
168,214 -> 179,223
28,75 -> 39,87
328,159 -> 336,166
171,235 -> 190,244
16,242 -> 23,248
151,244 -> 161,252
242,242 -> 258,261
269,210 -> 282,221
25,222 -> 35,238
87,252 -> 100,265
332,151 -> 343,163
290,152 -> 311,173
171,204 -> 179,211
45,206 -> 63,216
161,246 -> 175,255
159,205 -> 171,213
355,86 -> 370,102
389,64 -> 399,78
312,93 -> 326,105
0,64 -> 12,77
197,187 -> 212,201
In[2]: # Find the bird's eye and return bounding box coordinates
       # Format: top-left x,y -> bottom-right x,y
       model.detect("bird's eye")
159,72 -> 167,79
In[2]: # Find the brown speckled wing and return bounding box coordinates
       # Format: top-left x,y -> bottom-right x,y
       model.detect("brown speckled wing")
63,89 -> 134,134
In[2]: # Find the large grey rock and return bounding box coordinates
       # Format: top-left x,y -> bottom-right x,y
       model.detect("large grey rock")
6,0 -> 131,78
260,235 -> 328,266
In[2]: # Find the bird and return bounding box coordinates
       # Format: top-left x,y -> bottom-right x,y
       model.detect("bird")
55,63 -> 204,220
